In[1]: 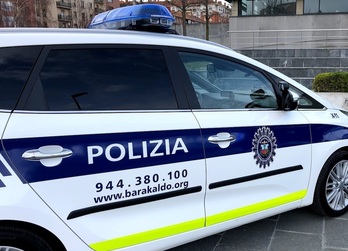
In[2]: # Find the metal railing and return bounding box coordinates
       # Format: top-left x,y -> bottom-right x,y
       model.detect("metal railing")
56,1 -> 72,9
58,14 -> 72,21
228,29 -> 348,50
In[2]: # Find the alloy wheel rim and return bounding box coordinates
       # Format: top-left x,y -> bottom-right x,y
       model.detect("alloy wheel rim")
326,160 -> 348,211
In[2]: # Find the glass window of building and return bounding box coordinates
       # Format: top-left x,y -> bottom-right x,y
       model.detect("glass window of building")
239,0 -> 296,16
304,0 -> 348,14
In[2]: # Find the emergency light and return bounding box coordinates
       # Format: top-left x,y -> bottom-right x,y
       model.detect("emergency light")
88,4 -> 177,34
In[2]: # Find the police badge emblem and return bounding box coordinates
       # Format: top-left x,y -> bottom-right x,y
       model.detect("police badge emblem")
252,126 -> 277,168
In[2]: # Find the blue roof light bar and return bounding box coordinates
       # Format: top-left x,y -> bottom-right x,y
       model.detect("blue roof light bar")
88,4 -> 177,34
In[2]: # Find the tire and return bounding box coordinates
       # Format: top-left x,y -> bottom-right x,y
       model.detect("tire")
0,225 -> 54,251
311,150 -> 348,217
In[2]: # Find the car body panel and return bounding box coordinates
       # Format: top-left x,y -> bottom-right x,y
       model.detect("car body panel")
0,28 -> 348,251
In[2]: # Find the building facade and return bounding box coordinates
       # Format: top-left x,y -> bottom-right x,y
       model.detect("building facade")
119,0 -> 232,25
233,0 -> 348,16
183,0 -> 231,23
227,0 -> 348,89
229,0 -> 348,50
0,0 -> 120,27
0,0 -> 231,28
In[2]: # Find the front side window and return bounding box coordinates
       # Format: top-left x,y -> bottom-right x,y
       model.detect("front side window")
289,85 -> 324,109
239,0 -> 296,16
304,0 -> 348,14
179,52 -> 278,109
35,48 -> 178,111
271,74 -> 324,109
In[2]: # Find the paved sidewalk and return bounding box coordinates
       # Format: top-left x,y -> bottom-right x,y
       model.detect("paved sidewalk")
168,208 -> 348,251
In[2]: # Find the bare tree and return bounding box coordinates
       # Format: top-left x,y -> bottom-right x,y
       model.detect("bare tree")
0,0 -> 32,27
0,1 -> 13,26
73,0 -> 93,28
12,0 -> 32,27
34,0 -> 50,27
166,0 -> 200,36
168,0 -> 227,40
201,0 -> 230,40
201,0 -> 213,40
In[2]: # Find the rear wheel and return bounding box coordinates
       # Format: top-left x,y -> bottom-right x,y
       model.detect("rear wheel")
311,150 -> 348,217
0,226 -> 54,251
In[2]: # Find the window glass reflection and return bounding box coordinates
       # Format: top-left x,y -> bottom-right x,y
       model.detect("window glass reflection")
39,48 -> 178,111
239,0 -> 296,16
304,0 -> 348,13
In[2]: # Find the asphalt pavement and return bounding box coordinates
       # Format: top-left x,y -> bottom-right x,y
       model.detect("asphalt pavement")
168,208 -> 348,251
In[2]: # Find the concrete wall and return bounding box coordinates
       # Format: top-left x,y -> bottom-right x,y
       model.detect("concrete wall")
239,48 -> 348,89
228,14 -> 348,50
176,14 -> 348,50
173,23 -> 230,47
180,14 -> 348,90
229,14 -> 348,31
316,92 -> 348,109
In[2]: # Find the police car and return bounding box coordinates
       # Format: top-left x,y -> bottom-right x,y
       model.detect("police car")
0,4 -> 348,251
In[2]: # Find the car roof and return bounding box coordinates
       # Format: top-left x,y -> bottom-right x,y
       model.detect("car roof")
0,27 -> 227,50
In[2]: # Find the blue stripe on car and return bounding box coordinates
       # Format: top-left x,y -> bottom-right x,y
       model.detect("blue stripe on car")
0,155 -> 11,177
4,129 -> 204,183
3,124 -> 348,184
311,124 -> 348,143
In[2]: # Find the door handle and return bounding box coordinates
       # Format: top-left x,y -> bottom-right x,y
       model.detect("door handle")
22,145 -> 73,167
22,147 -> 73,160
208,132 -> 236,149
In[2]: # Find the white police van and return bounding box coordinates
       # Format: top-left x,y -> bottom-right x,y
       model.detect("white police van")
0,4 -> 347,251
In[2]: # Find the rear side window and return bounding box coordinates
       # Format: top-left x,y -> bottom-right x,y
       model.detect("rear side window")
35,48 -> 178,111
0,46 -> 41,110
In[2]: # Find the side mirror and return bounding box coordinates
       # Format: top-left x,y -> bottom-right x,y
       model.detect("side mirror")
279,81 -> 298,111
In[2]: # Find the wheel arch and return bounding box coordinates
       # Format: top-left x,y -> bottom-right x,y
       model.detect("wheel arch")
304,146 -> 348,216
316,146 -> 348,184
302,145 -> 348,208
0,219 -> 66,251
335,146 -> 348,154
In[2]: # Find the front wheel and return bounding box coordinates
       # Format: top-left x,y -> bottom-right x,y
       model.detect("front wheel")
311,150 -> 348,217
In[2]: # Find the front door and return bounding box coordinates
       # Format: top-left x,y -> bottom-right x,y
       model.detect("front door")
178,51 -> 311,227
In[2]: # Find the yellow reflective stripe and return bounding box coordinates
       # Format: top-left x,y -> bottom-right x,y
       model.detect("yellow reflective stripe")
90,218 -> 205,251
89,190 -> 307,251
206,190 -> 307,226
